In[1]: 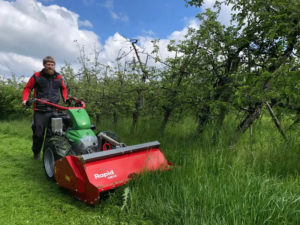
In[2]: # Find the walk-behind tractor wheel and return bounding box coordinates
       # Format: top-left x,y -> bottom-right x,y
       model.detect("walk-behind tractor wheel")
43,140 -> 61,182
43,136 -> 75,182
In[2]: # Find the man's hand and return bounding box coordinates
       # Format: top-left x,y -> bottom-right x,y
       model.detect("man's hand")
65,98 -> 72,106
22,100 -> 27,106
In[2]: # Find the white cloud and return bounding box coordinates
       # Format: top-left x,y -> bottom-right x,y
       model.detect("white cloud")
110,10 -> 119,19
101,19 -> 201,70
168,18 -> 200,42
0,0 -> 101,78
142,29 -> 156,37
101,0 -> 129,22
101,0 -> 113,9
39,0 -> 55,3
0,0 -> 201,79
110,11 -> 129,22
0,53 -> 41,76
0,0 -> 236,82
78,19 -> 93,27
19,76 -> 30,83
201,0 -> 235,27
83,0 -> 94,6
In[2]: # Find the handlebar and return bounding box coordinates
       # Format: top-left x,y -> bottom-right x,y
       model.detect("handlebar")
24,97 -> 85,111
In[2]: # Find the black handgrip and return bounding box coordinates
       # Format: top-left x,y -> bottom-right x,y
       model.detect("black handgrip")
23,98 -> 36,111
26,100 -> 32,107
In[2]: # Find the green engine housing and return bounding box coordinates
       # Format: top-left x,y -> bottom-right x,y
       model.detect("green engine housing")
67,109 -> 91,130
65,108 -> 97,153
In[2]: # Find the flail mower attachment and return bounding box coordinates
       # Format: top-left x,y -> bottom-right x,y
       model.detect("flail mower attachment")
26,97 -> 173,205
54,141 -> 172,205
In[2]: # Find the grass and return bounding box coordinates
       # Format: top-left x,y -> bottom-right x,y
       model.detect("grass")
0,120 -> 151,225
1,113 -> 300,224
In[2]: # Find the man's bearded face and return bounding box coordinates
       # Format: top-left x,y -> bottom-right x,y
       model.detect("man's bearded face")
44,62 -> 55,75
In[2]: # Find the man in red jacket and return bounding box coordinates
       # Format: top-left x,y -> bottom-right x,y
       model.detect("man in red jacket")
22,56 -> 68,160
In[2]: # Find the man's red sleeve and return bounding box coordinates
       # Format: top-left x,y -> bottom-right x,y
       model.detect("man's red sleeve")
60,79 -> 68,100
22,76 -> 36,101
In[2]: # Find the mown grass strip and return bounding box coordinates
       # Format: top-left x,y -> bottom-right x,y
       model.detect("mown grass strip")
0,133 -> 151,225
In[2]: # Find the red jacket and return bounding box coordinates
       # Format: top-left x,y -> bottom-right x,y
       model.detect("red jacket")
22,69 -> 68,111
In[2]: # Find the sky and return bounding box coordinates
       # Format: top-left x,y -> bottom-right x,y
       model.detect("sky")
0,0 -> 234,81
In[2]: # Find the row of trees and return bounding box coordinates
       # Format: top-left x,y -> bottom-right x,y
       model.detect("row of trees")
1,0 -> 300,145
0,75 -> 28,118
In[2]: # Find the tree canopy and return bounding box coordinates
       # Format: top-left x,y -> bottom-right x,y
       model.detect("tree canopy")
2,0 -> 300,145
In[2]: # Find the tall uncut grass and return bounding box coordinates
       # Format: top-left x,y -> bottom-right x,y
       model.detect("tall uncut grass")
99,114 -> 300,224
1,112 -> 300,224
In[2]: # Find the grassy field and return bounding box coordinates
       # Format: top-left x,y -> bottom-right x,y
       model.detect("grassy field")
1,114 -> 300,224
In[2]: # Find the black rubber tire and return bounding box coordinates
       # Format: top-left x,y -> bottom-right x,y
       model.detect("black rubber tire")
43,140 -> 61,182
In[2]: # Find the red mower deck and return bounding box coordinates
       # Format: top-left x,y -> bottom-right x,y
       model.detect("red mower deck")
54,141 -> 172,205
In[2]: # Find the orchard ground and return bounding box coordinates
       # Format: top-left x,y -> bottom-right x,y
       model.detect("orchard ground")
1,114 -> 300,224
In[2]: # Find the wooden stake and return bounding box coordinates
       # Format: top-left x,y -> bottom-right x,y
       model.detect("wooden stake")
265,101 -> 287,140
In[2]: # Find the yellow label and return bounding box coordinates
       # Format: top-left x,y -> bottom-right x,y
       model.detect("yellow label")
65,175 -> 70,182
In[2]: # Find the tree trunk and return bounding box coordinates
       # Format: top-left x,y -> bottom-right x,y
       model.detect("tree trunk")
211,56 -> 241,142
195,105 -> 210,135
96,114 -> 101,125
229,102 -> 263,146
211,108 -> 226,143
113,112 -> 118,125
132,95 -> 140,131
160,107 -> 172,131
132,111 -> 138,131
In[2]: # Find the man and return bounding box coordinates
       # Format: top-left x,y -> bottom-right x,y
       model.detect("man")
22,56 -> 68,160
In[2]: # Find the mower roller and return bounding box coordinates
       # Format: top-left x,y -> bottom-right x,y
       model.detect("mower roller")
27,97 -> 172,205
